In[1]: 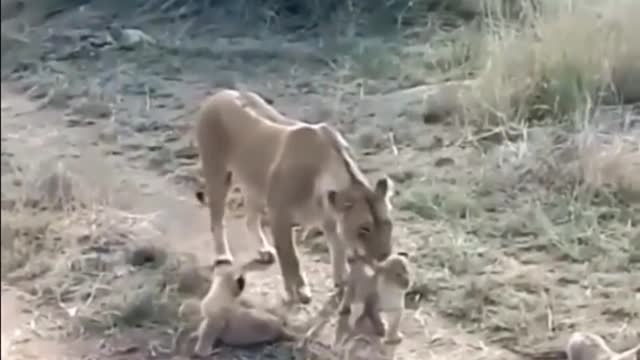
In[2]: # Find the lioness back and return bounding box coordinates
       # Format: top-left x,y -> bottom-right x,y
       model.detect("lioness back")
197,90 -> 350,212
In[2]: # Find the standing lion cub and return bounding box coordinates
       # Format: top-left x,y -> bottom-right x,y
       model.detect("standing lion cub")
336,252 -> 412,346
195,89 -> 395,304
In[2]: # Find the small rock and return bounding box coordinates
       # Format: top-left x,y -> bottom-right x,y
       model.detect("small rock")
98,127 -> 119,144
127,245 -> 166,267
148,148 -> 174,171
27,85 -> 49,100
44,88 -> 74,109
173,143 -> 198,159
66,116 -> 96,127
434,157 -> 455,167
72,99 -> 112,119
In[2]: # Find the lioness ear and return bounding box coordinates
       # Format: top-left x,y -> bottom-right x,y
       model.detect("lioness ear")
375,176 -> 394,201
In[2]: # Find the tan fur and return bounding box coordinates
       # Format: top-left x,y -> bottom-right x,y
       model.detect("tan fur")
177,259 -> 295,357
330,252 -> 411,346
303,252 -> 411,347
236,91 -> 299,126
566,332 -> 639,360
195,88 -> 395,304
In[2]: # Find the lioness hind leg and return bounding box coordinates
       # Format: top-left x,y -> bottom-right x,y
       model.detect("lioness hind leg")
245,197 -> 276,265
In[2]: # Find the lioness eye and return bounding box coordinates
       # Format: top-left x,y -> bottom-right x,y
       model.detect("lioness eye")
358,225 -> 371,236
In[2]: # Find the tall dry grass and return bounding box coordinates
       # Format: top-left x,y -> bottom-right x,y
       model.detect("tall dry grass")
467,0 -> 640,127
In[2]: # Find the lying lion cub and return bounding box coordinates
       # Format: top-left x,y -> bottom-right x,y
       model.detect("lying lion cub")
177,259 -> 295,357
565,332 -> 639,360
195,89 -> 395,304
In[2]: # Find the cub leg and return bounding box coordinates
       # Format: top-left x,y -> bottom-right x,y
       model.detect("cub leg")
362,297 -> 386,337
337,277 -> 355,315
193,317 -> 225,357
245,197 -> 276,265
270,213 -> 311,304
382,310 -> 404,345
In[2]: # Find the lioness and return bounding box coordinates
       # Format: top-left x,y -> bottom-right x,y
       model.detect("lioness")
195,89 -> 394,304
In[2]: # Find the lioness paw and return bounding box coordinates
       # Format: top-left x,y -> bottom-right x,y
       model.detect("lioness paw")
213,254 -> 234,267
256,247 -> 276,265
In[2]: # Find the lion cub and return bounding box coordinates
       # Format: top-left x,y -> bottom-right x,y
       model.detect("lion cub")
178,259 -> 295,357
566,332 -> 639,360
336,252 -> 411,345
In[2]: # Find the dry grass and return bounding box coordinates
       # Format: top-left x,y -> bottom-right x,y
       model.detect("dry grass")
0,160 -> 211,350
466,0 -> 640,127
388,0 -> 640,353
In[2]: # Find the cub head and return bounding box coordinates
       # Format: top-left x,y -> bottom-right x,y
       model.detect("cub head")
209,256 -> 272,299
375,252 -> 411,290
211,262 -> 246,298
328,176 -> 394,262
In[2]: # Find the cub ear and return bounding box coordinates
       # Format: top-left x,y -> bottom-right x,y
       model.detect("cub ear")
195,190 -> 207,205
235,275 -> 246,295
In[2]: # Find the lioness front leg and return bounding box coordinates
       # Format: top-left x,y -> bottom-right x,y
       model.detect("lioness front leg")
323,219 -> 347,296
202,172 -> 233,265
245,198 -> 276,265
271,214 -> 311,304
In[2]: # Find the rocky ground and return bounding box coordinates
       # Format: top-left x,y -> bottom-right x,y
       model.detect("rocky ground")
1,1 -> 639,359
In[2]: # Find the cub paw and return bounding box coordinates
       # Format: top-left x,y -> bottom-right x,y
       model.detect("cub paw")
297,285 -> 312,305
383,333 -> 404,345
338,306 -> 351,316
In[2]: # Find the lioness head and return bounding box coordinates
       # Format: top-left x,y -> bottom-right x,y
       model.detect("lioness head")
328,177 -> 394,261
